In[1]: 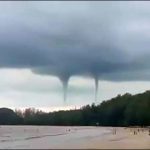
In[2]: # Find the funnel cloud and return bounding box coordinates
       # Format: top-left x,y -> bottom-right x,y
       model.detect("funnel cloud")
94,76 -> 99,102
0,2 -> 150,102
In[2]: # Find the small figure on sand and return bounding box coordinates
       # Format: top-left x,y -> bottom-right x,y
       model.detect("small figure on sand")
133,130 -> 137,135
113,128 -> 117,135
66,129 -> 70,132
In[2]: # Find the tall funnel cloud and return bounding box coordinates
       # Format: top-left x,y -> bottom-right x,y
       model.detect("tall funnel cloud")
62,80 -> 68,102
94,76 -> 99,102
59,76 -> 70,103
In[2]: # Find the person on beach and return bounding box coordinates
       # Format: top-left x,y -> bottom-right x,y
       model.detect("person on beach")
113,128 -> 116,135
134,130 -> 137,135
114,128 -> 116,134
67,129 -> 70,132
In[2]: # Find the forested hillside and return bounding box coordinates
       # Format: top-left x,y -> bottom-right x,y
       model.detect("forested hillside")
0,90 -> 150,126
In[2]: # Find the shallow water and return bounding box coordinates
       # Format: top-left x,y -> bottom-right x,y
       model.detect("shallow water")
0,126 -> 109,149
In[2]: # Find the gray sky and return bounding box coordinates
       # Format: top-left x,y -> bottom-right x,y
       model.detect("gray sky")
0,1 -> 150,111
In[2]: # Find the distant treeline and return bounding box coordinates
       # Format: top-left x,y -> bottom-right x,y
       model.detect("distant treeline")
0,90 -> 150,126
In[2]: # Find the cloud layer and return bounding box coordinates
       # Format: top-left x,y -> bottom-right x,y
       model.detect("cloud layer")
1,2 -> 150,102
0,1 -> 150,82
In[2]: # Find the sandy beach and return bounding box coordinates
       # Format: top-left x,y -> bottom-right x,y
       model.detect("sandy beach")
0,126 -> 149,149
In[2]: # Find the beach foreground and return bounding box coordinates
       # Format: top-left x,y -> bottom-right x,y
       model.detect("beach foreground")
0,126 -> 149,149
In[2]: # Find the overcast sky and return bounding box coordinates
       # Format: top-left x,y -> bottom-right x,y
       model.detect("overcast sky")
0,1 -> 150,111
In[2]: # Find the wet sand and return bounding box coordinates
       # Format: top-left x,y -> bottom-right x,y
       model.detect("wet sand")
0,126 -> 149,149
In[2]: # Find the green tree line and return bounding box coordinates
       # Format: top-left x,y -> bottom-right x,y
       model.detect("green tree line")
0,90 -> 150,126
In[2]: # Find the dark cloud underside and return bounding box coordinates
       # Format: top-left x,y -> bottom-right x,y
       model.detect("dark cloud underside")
0,2 -> 150,81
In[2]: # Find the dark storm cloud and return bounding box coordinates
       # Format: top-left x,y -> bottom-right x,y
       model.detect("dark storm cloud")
0,2 -> 150,81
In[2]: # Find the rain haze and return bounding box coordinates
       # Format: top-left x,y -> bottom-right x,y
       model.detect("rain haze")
0,1 -> 150,111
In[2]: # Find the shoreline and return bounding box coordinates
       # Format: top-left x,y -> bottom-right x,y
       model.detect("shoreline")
0,126 -> 149,149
